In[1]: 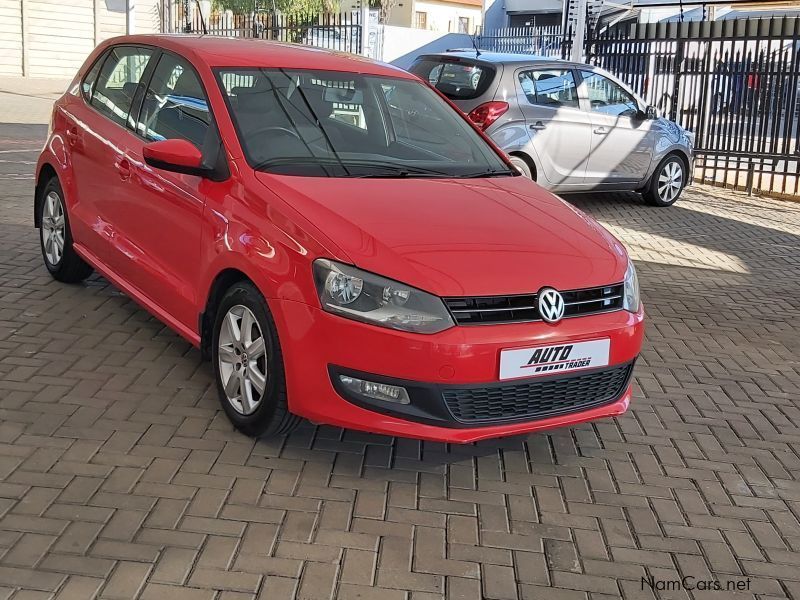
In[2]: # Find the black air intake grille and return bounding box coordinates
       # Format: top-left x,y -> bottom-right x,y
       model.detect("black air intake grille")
442,362 -> 633,424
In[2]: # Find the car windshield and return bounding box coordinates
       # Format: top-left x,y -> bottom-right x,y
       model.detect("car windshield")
216,68 -> 511,178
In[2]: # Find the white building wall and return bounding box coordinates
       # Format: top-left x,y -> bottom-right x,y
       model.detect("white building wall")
0,0 -> 160,78
412,0 -> 481,33
0,0 -> 23,75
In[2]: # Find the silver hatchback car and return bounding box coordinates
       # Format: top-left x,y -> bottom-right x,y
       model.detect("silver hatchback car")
410,51 -> 694,207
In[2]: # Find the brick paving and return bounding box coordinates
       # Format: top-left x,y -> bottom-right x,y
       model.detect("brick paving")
1,122 -> 800,599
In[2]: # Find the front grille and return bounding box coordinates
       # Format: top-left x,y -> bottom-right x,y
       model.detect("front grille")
444,284 -> 624,325
442,363 -> 633,424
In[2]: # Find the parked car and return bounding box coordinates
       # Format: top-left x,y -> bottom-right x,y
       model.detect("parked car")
302,25 -> 360,53
36,35 -> 644,442
410,51 -> 695,206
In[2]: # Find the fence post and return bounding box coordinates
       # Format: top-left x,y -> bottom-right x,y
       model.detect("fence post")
670,35 -> 684,123
360,4 -> 369,56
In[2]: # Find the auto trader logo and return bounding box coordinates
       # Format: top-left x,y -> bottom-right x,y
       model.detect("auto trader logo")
525,344 -> 592,373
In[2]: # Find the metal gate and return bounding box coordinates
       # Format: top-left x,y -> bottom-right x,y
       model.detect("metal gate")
588,17 -> 800,197
161,1 -> 364,55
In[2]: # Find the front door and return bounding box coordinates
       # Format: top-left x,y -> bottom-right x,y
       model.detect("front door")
515,67 -> 591,188
120,51 -> 220,331
579,70 -> 654,185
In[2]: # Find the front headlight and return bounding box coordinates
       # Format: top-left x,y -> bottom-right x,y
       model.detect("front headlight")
313,259 -> 454,334
623,259 -> 641,313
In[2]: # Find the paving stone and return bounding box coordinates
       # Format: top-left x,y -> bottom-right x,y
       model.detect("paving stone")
1,123 -> 800,598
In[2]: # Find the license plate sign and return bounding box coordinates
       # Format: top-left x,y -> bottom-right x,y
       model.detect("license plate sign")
499,339 -> 610,381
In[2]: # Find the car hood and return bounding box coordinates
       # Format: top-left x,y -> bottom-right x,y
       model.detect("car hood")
256,173 -> 629,297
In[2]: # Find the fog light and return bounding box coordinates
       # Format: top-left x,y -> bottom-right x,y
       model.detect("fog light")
339,375 -> 410,404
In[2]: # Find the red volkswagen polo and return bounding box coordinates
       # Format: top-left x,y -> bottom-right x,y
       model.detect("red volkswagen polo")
35,35 -> 644,442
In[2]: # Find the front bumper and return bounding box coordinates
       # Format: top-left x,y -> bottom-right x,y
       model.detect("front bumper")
271,300 -> 644,443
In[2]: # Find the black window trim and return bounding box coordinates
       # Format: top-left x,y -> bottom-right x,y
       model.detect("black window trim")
82,43 -> 161,134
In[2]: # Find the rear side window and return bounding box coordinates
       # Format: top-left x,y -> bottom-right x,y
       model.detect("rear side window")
137,53 -> 211,149
91,46 -> 153,127
410,57 -> 495,100
518,69 -> 579,109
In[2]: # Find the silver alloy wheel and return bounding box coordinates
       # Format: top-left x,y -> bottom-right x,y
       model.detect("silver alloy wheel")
218,305 -> 268,415
42,191 -> 66,266
657,160 -> 683,204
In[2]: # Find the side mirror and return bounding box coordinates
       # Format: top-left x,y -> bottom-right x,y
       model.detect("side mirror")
143,139 -> 210,178
645,105 -> 658,119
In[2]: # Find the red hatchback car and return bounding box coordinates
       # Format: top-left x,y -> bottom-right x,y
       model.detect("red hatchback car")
36,35 -> 644,442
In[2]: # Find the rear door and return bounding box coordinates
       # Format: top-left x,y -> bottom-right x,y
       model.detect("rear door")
578,69 -> 654,185
68,45 -> 155,265
514,67 -> 590,188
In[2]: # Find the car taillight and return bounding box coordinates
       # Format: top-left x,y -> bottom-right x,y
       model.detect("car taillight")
467,101 -> 509,131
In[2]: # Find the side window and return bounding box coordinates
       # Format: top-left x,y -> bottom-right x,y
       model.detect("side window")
91,46 -> 153,127
137,53 -> 210,149
581,71 -> 639,118
81,56 -> 104,102
517,69 -> 579,109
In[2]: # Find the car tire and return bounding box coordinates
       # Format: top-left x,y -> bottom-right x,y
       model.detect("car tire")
38,177 -> 93,283
643,155 -> 686,207
509,155 -> 533,179
212,281 -> 301,438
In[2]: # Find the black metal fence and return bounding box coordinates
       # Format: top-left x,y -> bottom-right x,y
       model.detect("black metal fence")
476,26 -> 569,58
588,17 -> 800,197
163,5 -> 363,55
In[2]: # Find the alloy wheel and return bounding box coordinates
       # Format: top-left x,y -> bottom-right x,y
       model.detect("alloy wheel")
217,305 -> 268,415
42,191 -> 66,266
657,161 -> 683,204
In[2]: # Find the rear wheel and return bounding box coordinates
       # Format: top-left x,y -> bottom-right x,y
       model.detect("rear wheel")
212,281 -> 301,438
643,155 -> 686,207
38,177 -> 93,282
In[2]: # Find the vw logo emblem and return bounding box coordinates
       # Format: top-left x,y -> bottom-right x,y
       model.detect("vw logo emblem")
538,287 -> 565,323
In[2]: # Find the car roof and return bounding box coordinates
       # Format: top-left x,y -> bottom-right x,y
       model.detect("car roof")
418,50 -> 583,68
103,34 -> 412,78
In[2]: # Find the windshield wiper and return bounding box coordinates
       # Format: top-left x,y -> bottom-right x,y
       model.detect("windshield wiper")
459,168 -> 518,178
352,164 -> 452,178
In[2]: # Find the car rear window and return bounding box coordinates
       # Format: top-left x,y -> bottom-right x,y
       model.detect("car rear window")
410,57 -> 496,100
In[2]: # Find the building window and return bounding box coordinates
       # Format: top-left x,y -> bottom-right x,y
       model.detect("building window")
458,16 -> 470,33
414,11 -> 427,29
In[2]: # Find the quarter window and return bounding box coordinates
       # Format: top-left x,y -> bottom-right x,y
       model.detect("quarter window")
81,57 -> 104,102
137,53 -> 210,149
517,69 -> 579,109
580,71 -> 640,118
90,46 -> 153,127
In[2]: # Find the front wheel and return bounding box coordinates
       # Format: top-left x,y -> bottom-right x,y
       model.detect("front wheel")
643,155 -> 686,207
38,177 -> 93,282
212,281 -> 300,438
509,155 -> 533,179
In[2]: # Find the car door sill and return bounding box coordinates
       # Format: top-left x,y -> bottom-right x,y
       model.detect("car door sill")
72,243 -> 202,347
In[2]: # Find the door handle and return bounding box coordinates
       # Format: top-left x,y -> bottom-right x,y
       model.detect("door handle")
65,127 -> 79,145
593,127 -> 609,135
529,121 -> 547,130
115,158 -> 132,180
